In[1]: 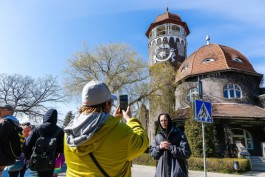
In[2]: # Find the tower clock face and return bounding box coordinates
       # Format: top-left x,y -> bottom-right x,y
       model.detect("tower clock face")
156,47 -> 170,60
153,44 -> 175,62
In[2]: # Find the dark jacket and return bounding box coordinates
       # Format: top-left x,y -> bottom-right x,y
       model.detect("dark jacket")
23,109 -> 64,160
151,114 -> 191,177
0,119 -> 15,166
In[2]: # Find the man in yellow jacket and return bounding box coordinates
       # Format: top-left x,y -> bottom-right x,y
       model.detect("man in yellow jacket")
64,80 -> 149,177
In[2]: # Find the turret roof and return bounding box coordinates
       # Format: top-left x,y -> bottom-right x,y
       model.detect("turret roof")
175,43 -> 262,83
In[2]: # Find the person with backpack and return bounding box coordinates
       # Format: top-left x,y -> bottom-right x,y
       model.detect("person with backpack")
150,113 -> 191,177
23,109 -> 64,177
64,80 -> 149,177
0,104 -> 24,177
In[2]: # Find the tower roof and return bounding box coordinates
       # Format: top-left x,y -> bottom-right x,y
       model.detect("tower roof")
154,11 -> 182,23
175,43 -> 262,82
146,11 -> 190,37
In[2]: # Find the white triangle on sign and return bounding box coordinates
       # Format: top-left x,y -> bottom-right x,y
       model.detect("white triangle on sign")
198,103 -> 211,120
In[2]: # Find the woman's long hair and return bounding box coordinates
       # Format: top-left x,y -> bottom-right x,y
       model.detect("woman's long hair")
157,113 -> 172,135
79,101 -> 111,115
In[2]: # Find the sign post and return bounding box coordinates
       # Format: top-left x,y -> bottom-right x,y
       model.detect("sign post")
194,76 -> 213,177
194,99 -> 212,177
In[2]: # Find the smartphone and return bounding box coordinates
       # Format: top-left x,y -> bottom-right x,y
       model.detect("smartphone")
119,95 -> 128,113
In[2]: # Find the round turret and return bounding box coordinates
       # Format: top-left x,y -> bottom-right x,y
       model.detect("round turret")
146,11 -> 190,68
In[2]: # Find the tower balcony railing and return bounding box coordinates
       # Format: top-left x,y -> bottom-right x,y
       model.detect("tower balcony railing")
149,30 -> 185,42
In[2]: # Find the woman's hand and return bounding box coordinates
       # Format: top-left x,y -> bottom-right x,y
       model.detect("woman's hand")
113,105 -> 131,122
122,105 -> 131,122
160,141 -> 171,150
113,105 -> 123,118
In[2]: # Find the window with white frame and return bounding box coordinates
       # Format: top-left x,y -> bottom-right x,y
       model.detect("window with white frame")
231,128 -> 253,149
186,87 -> 198,103
223,83 -> 242,99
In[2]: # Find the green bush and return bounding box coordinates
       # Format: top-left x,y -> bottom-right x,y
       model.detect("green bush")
133,154 -> 251,174
188,157 -> 250,174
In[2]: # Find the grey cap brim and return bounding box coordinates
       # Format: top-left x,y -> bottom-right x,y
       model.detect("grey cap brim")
110,94 -> 117,101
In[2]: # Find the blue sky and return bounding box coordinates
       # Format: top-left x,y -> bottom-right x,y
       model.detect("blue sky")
1,0 -> 265,121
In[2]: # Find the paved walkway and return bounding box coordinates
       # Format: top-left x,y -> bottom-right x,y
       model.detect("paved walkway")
3,164 -> 265,176
58,164 -> 265,177
131,164 -> 265,177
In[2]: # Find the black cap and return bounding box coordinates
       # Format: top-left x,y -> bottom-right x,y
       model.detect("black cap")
0,104 -> 14,112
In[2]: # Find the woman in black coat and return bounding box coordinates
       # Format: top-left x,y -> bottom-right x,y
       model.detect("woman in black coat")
151,113 -> 191,177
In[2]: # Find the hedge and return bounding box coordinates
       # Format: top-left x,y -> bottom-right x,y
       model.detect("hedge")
133,154 -> 250,174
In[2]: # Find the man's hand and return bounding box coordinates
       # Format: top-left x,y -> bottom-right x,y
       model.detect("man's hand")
160,141 -> 171,150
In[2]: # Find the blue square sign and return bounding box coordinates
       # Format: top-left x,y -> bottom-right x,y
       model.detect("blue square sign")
194,100 -> 213,123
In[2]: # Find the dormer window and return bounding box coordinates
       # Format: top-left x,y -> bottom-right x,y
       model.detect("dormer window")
202,58 -> 215,63
181,66 -> 188,72
232,58 -> 243,63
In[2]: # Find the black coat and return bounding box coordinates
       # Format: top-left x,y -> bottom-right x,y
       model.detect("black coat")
151,127 -> 191,177
0,119 -> 18,166
23,109 -> 64,160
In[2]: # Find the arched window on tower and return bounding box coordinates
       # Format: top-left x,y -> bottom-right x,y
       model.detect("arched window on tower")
223,83 -> 242,99
169,37 -> 174,43
163,37 -> 168,43
171,25 -> 180,35
186,87 -> 198,103
157,38 -> 162,45
157,25 -> 166,36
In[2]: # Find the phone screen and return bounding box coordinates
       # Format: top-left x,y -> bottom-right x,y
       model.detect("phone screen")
119,95 -> 128,113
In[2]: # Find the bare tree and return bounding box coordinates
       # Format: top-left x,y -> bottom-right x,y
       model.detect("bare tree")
64,43 -> 149,103
0,74 -> 65,122
64,43 -> 177,117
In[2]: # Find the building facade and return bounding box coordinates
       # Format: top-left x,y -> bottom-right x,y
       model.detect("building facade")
146,10 -> 265,158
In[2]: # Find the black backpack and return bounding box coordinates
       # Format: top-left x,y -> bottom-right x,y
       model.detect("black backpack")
29,127 -> 61,172
5,119 -> 24,160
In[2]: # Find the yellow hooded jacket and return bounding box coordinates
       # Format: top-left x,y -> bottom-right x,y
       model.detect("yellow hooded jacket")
64,115 -> 149,177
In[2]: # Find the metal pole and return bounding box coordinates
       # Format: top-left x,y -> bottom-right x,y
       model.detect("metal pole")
198,76 -> 207,177
202,122 -> 207,177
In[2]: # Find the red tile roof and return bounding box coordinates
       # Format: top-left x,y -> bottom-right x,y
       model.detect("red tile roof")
176,44 -> 261,83
174,103 -> 265,120
213,103 -> 265,119
154,11 -> 182,23
146,11 -> 190,37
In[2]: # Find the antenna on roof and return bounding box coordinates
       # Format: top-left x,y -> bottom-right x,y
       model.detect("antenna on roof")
166,0 -> 169,12
206,35 -> 210,45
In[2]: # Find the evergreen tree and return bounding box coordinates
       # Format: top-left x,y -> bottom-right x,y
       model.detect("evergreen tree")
63,111 -> 75,127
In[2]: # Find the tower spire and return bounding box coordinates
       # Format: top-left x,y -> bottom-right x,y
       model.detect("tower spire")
206,35 -> 210,45
166,0 -> 169,12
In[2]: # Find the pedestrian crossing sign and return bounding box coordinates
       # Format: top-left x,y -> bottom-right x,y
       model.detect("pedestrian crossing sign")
194,100 -> 213,123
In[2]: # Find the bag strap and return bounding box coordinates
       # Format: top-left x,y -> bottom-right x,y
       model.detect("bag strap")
89,152 -> 109,177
